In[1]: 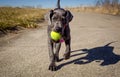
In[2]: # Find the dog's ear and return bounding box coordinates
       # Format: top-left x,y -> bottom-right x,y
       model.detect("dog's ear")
65,10 -> 73,22
44,10 -> 54,25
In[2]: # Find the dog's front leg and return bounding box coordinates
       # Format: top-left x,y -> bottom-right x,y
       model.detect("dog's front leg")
55,43 -> 61,62
64,39 -> 71,59
48,40 -> 57,71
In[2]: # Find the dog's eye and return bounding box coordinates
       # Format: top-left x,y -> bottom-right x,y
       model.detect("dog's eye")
53,17 -> 57,20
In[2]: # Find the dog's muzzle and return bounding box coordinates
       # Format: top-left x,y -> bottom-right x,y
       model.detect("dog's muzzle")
53,24 -> 67,36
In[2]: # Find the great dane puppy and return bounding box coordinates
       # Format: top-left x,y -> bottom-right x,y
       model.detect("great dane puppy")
45,0 -> 73,71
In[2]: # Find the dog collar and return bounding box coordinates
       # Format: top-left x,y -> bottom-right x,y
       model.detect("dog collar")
64,24 -> 67,28
60,38 -> 64,43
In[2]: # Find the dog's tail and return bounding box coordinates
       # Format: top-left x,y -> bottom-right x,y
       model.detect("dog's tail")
57,0 -> 61,8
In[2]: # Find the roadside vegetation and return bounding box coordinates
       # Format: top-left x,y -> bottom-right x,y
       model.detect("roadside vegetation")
0,7 -> 47,33
95,0 -> 120,15
69,0 -> 120,15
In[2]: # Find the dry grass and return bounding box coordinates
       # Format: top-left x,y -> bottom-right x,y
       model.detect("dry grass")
0,7 -> 47,32
68,6 -> 120,15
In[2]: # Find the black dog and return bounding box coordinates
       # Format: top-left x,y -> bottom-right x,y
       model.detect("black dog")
45,0 -> 73,71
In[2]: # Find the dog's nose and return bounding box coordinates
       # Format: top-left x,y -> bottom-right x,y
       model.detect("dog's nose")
55,26 -> 62,32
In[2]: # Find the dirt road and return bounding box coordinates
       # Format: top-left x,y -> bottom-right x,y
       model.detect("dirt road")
0,13 -> 120,77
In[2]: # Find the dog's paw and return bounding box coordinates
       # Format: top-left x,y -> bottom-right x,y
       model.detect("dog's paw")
64,52 -> 70,60
48,64 -> 57,71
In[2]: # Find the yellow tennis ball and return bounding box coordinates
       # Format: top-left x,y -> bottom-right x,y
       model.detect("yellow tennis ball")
50,31 -> 61,41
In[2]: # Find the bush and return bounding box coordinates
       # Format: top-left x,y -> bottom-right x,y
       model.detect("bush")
0,7 -> 47,32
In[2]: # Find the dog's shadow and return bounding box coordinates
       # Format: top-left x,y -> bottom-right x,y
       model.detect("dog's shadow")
58,42 -> 120,70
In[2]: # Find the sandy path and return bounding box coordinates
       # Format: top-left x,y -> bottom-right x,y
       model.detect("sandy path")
0,13 -> 120,77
